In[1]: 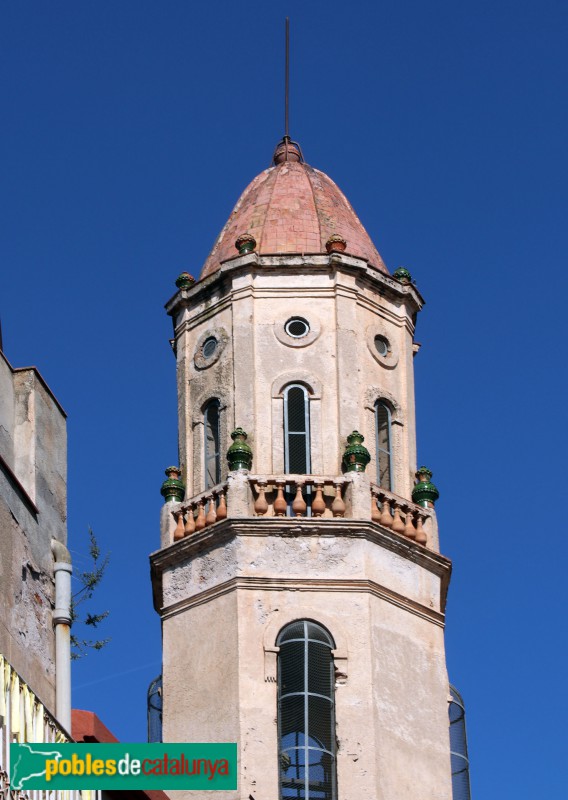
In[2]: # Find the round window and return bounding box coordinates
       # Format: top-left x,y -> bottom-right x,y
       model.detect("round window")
202,337 -> 218,359
285,317 -> 310,338
374,335 -> 389,357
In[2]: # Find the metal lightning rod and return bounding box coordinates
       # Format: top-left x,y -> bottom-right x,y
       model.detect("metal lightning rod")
284,17 -> 290,139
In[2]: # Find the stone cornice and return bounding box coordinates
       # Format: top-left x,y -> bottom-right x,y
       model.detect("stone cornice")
174,286 -> 414,339
159,575 -> 446,628
165,253 -> 424,321
150,517 -> 451,615
1,350 -> 67,418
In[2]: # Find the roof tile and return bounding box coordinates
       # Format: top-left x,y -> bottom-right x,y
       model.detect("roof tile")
200,159 -> 387,278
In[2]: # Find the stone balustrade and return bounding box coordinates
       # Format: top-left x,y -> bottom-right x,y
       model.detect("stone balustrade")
165,474 -> 437,550
249,475 -> 347,518
370,483 -> 431,546
172,481 -> 228,541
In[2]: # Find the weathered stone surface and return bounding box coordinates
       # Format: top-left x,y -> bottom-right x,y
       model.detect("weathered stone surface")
200,160 -> 388,279
169,256 -> 422,505
152,516 -> 451,799
155,155 -> 451,799
0,350 -> 67,712
157,528 -> 451,799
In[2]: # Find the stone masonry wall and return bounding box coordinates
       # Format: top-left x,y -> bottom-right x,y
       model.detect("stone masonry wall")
0,351 -> 67,711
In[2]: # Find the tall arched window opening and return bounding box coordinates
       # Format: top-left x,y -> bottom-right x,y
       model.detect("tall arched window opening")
284,385 -> 311,474
204,399 -> 221,489
283,384 -> 311,514
277,620 -> 337,800
375,400 -> 393,491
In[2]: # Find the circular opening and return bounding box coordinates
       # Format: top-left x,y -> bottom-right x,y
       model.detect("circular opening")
202,337 -> 218,359
374,335 -> 389,357
285,317 -> 310,338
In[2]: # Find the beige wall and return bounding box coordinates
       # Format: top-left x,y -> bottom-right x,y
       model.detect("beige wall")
170,253 -> 422,501
0,351 -> 67,711
156,254 -> 452,799
154,520 -> 452,800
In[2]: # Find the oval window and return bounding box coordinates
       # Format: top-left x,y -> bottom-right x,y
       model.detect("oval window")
202,337 -> 218,359
374,335 -> 389,357
285,317 -> 310,338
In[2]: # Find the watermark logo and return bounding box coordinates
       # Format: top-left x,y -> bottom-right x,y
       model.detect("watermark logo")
10,743 -> 237,790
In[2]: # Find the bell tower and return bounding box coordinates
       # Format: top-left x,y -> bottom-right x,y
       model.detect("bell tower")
151,137 -> 453,800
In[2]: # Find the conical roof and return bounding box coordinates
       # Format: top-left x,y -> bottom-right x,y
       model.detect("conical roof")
200,141 -> 388,279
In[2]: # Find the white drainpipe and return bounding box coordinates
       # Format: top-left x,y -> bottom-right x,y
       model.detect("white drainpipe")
51,539 -> 72,733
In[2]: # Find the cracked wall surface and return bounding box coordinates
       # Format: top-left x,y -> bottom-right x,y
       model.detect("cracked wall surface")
0,350 -> 67,711
156,255 -> 451,799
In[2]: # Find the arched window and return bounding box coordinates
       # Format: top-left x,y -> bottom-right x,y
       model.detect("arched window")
277,620 -> 336,800
375,400 -> 393,490
203,399 -> 221,489
283,384 -> 311,474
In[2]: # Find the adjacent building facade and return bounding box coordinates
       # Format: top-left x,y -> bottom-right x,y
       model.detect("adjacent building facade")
0,348 -> 67,710
0,344 -> 79,797
151,138 -> 454,799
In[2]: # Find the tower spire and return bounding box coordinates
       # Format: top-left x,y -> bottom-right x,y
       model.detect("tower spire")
284,16 -> 290,140
273,17 -> 304,165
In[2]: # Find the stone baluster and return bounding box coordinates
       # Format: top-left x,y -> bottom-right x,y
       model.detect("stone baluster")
216,488 -> 227,521
184,506 -> 196,536
403,507 -> 417,540
254,481 -> 269,516
194,500 -> 206,531
292,482 -> 307,517
274,481 -> 287,517
331,481 -> 346,518
391,504 -> 405,535
415,513 -> 428,545
205,496 -> 217,526
312,482 -> 326,517
379,497 -> 394,528
371,489 -> 381,523
173,510 -> 185,541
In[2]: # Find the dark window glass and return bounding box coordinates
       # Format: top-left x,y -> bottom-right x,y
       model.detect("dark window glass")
281,642 -> 305,695
374,334 -> 389,356
278,621 -> 336,800
283,384 -> 312,514
204,399 -> 221,489
285,317 -> 310,338
284,385 -> 310,474
308,643 -> 332,696
202,336 -> 218,359
449,685 -> 472,800
375,400 -> 392,490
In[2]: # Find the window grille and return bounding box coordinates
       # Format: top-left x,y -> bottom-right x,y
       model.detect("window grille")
449,685 -> 472,800
277,621 -> 337,800
375,400 -> 392,490
283,385 -> 311,513
204,399 -> 221,489
147,674 -> 163,743
284,385 -> 311,474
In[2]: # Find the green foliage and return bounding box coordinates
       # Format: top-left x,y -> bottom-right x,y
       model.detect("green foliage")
70,527 -> 110,660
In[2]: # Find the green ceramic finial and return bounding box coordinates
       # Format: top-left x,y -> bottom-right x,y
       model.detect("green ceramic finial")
175,272 -> 195,290
342,431 -> 371,473
160,466 -> 185,503
235,234 -> 257,256
393,266 -> 412,284
227,428 -> 253,471
412,466 -> 439,508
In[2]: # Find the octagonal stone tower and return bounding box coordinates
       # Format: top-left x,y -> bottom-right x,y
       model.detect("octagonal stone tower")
151,139 -> 453,800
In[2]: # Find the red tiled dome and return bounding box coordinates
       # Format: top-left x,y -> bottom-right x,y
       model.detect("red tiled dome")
200,146 -> 388,279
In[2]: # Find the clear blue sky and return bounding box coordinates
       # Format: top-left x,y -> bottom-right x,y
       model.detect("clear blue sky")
2,2 -> 567,797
